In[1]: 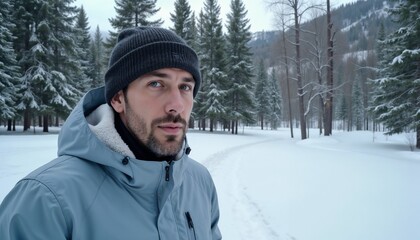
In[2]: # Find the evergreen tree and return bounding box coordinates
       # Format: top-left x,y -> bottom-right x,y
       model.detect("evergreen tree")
0,0 -> 20,126
188,12 -> 198,50
198,0 -> 227,132
12,0 -> 81,132
254,59 -> 270,130
104,0 -> 163,59
170,0 -> 193,42
368,22 -> 387,132
43,0 -> 82,129
11,0 -> 41,131
225,0 -> 255,134
74,5 -> 93,92
193,11 -> 206,130
352,76 -> 364,130
89,26 -> 106,88
202,82 -> 226,129
336,93 -> 348,131
268,67 -> 282,130
370,0 -> 420,148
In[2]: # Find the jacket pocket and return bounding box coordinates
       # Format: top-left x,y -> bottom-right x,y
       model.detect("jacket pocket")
185,212 -> 197,240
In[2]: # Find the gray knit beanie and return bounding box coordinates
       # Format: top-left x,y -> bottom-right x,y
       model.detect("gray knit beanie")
104,27 -> 201,104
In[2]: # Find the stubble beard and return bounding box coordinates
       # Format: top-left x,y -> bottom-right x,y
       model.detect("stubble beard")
124,100 -> 187,158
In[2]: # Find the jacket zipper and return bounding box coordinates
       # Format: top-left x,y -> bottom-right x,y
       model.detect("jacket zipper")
185,211 -> 197,240
165,161 -> 172,182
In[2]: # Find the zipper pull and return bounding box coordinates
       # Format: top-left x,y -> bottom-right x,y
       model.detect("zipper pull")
165,160 -> 173,182
165,165 -> 170,181
185,212 -> 194,229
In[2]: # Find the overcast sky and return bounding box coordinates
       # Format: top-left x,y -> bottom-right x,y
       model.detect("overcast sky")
74,0 -> 357,33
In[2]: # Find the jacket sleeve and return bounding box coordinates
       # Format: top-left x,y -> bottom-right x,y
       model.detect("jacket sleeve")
0,179 -> 69,240
210,179 -> 222,240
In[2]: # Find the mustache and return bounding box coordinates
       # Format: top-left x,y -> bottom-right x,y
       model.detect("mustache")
152,114 -> 187,126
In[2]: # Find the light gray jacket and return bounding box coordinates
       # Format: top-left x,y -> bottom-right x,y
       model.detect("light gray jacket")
0,87 -> 222,240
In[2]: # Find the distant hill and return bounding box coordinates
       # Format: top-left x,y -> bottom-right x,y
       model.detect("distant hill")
249,0 -> 397,64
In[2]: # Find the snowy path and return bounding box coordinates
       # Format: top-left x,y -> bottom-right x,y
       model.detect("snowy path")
189,129 -> 420,240
204,138 -> 284,240
190,131 -> 292,239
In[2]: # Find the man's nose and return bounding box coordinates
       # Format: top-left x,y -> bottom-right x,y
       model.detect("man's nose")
165,89 -> 185,114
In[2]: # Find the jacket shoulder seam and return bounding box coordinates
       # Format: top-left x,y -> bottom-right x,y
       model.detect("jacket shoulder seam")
18,178 -> 71,237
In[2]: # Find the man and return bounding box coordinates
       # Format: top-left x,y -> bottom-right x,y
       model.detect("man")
0,27 -> 222,240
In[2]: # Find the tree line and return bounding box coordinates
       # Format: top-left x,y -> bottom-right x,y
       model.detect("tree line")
0,0 -> 281,135
0,0 -> 418,148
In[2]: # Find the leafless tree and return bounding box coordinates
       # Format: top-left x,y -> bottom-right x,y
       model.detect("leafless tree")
324,0 -> 334,135
268,0 -> 323,139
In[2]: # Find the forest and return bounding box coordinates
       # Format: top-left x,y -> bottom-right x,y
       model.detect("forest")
0,0 -> 419,148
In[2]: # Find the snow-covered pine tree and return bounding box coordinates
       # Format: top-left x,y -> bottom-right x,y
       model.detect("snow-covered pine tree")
268,67 -> 282,130
188,13 -> 198,51
170,0 -> 193,43
104,0 -> 163,61
254,59 -> 271,130
74,5 -> 93,92
336,93 -> 348,131
370,0 -> 420,148
89,26 -> 106,88
352,75 -> 364,130
193,11 -> 206,130
12,0 -> 81,132
42,0 -> 82,129
11,0 -> 38,131
202,82 -> 226,130
197,0 -> 227,132
0,0 -> 20,130
225,0 -> 255,134
368,22 -> 387,132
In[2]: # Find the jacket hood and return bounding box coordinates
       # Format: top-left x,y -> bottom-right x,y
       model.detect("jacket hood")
57,87 -> 189,185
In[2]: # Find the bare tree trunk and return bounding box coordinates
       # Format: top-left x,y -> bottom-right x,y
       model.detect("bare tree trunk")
188,118 -> 194,129
230,120 -> 234,134
43,115 -> 49,132
210,119 -> 214,132
7,119 -> 12,131
23,109 -> 31,131
319,97 -> 324,135
416,126 -> 420,149
281,22 -> 294,138
55,114 -> 59,127
325,0 -> 334,136
201,119 -> 206,131
293,3 -> 307,139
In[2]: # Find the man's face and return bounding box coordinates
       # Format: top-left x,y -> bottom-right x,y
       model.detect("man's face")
111,68 -> 195,158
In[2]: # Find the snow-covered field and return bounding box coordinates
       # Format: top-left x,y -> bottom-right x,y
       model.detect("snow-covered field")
1,127 -> 419,240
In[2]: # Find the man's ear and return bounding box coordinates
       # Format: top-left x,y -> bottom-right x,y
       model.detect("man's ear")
110,90 -> 125,113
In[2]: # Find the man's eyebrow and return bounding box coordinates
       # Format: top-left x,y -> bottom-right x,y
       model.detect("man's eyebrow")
182,77 -> 195,83
147,71 -> 195,83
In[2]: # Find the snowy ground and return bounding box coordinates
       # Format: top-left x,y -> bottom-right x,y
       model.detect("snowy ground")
1,126 -> 419,240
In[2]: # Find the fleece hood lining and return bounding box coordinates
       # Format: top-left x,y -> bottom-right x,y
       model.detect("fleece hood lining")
86,104 -> 136,159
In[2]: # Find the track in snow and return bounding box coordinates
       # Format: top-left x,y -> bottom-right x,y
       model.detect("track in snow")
202,137 -> 295,240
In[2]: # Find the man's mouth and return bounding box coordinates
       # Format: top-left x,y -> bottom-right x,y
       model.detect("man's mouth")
158,123 -> 184,135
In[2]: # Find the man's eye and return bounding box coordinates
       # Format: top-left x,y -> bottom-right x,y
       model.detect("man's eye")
148,81 -> 162,88
180,84 -> 193,91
